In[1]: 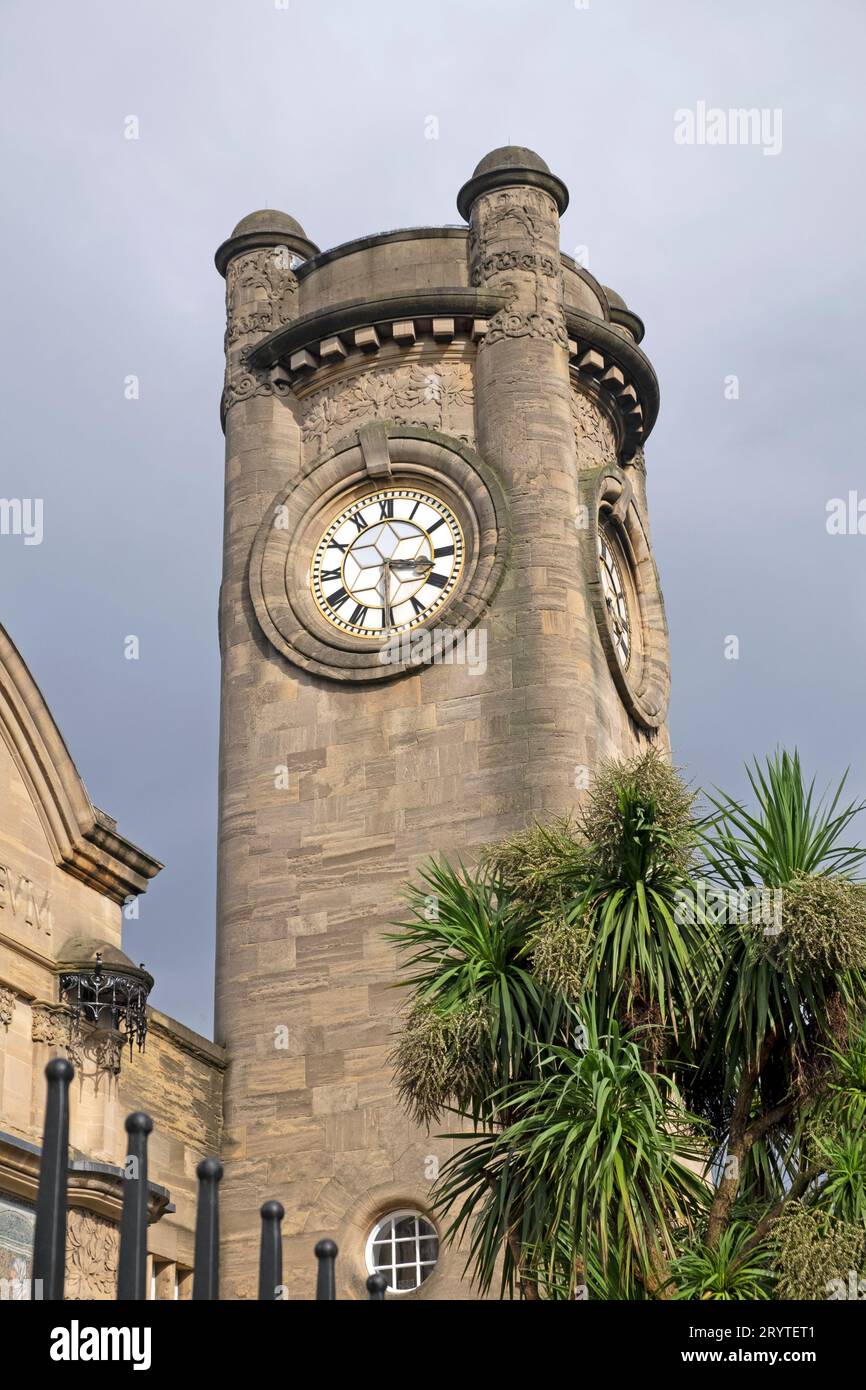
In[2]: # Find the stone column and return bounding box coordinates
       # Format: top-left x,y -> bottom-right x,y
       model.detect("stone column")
213,210 -> 318,1289
459,148 -> 599,808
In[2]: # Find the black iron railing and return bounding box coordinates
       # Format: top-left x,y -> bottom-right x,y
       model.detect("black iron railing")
31,1059 -> 388,1301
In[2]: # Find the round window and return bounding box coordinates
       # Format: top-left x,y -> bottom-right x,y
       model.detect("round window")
365,1210 -> 439,1293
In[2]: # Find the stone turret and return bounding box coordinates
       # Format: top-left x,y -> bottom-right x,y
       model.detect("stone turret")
213,149 -> 670,1299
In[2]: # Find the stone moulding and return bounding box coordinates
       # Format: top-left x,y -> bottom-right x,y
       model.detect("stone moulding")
579,463 -> 670,729
238,290 -> 657,466
246,289 -> 507,371
565,307 -> 660,460
0,626 -> 162,905
249,424 -> 510,683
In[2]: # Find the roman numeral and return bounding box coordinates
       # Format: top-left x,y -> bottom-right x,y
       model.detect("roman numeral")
350,512 -> 367,532
349,604 -> 368,626
409,597 -> 424,615
427,518 -> 446,535
327,586 -> 350,609
425,572 -> 447,589
321,568 -> 342,581
433,545 -> 454,558
379,497 -> 394,519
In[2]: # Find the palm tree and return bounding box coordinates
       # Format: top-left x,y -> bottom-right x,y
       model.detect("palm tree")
695,751 -> 866,1248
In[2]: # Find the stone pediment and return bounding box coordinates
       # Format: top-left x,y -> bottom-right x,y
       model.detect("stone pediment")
0,625 -> 161,906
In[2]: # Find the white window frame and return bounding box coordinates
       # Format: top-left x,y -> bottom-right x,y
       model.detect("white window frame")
364,1209 -> 439,1294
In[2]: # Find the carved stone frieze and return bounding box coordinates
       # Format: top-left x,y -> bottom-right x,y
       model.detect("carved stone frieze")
225,249 -> 298,346
300,362 -> 475,457
470,187 -> 568,350
65,1210 -> 119,1301
570,388 -> 618,469
223,247 -> 299,419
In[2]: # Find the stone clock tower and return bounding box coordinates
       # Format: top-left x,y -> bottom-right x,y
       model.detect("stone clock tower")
213,148 -> 670,1299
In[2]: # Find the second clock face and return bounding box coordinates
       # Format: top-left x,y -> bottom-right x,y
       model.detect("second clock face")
310,486 -> 464,638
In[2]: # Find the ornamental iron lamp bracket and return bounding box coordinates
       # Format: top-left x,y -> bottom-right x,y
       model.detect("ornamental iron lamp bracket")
56,939 -> 154,1056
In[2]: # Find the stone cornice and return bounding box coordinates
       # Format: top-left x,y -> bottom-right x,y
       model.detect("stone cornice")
457,165 -> 569,220
0,625 -> 163,906
0,1130 -> 170,1224
565,308 -> 660,457
246,289 -> 507,371
215,227 -> 320,277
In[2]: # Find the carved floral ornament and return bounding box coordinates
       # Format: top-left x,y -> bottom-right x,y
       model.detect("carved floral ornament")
578,463 -> 670,729
470,187 -> 569,350
30,1004 -> 125,1077
300,363 -> 475,456
0,986 -> 16,1027
570,387 -> 619,469
249,423 -> 509,683
65,1209 -> 119,1301
225,248 -> 298,346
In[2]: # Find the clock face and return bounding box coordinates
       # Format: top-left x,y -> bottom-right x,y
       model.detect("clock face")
310,486 -> 464,638
598,529 -> 631,668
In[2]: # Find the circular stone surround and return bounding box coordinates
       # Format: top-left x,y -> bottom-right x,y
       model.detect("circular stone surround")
249,425 -> 509,682
579,463 -> 670,729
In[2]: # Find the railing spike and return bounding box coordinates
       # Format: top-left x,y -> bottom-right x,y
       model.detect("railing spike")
366,1273 -> 388,1301
32,1057 -> 74,1301
192,1157 -> 223,1301
258,1200 -> 284,1300
117,1111 -> 153,1300
314,1238 -> 338,1301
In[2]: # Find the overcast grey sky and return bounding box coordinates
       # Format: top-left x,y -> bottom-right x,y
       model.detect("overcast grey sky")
2,0 -> 864,1036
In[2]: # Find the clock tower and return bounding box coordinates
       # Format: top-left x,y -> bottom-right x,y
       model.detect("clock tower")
213,148 -> 670,1299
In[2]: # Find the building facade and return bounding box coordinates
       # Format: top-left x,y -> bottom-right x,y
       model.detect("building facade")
0,147 -> 670,1302
0,625 -> 224,1300
213,147 -> 670,1299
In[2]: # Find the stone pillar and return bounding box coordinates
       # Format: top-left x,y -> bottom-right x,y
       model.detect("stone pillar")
460,149 -> 600,807
213,210 -> 318,1289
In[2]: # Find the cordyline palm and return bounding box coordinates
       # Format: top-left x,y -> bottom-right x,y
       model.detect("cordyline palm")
388,858 -> 569,1129
389,751 -> 717,1298
694,750 -> 866,1247
432,1023 -> 707,1299
562,753 -> 719,1048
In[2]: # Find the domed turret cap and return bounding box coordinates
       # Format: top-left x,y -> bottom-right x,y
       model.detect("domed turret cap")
55,936 -> 154,988
602,285 -> 646,344
457,145 -> 569,220
215,208 -> 320,277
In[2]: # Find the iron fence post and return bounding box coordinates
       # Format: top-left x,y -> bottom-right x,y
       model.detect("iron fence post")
192,1157 -> 223,1300
117,1111 -> 153,1300
32,1058 -> 74,1300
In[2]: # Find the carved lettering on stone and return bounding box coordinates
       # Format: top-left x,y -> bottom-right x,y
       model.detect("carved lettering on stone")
301,362 -> 475,457
0,863 -> 53,936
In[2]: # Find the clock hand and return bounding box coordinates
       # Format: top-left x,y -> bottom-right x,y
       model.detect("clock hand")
382,555 -> 434,630
382,560 -> 392,631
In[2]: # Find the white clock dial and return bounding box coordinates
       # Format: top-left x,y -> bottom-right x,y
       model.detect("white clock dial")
311,487 -> 464,638
598,529 -> 631,668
